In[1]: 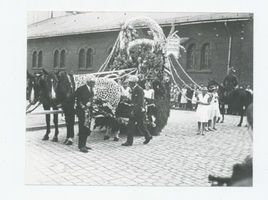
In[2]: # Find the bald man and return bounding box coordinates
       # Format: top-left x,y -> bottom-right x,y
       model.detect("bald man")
75,75 -> 96,153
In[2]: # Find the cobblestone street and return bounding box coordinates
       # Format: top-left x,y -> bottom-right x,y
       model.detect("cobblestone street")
25,110 -> 252,186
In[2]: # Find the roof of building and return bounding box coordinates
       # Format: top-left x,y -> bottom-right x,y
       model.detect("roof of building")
27,12 -> 253,39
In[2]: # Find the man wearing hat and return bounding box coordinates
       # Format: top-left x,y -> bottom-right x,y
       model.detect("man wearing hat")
75,74 -> 96,153
122,75 -> 153,146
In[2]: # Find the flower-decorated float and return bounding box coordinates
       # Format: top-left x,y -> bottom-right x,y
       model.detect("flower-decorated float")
73,16 -> 201,136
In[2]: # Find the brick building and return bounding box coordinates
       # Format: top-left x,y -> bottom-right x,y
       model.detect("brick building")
27,12 -> 253,86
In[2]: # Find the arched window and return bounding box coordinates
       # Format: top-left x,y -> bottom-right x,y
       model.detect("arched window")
186,44 -> 196,70
37,51 -> 43,68
60,50 -> 66,68
53,50 -> 59,68
200,43 -> 211,70
86,48 -> 93,68
32,51 -> 37,68
78,48 -> 85,68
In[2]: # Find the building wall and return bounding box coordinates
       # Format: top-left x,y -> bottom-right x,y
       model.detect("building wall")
27,20 -> 253,86
27,31 -> 118,74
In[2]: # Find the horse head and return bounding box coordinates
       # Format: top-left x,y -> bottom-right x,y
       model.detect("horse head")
38,70 -> 59,103
27,70 -> 41,104
57,71 -> 76,102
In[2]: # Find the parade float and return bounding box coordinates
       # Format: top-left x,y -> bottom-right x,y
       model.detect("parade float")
73,16 -> 201,135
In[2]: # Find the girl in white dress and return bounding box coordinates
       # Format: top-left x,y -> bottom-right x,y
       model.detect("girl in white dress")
196,87 -> 212,135
209,86 -> 221,130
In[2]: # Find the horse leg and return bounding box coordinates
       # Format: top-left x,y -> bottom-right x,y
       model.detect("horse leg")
51,107 -> 59,142
112,120 -> 120,141
42,104 -> 50,140
220,114 -> 224,123
113,126 -> 120,141
104,125 -> 111,140
237,107 -> 244,127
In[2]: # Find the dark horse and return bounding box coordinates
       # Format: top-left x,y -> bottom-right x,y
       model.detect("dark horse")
26,71 -> 40,110
36,69 -> 76,143
208,79 -> 253,126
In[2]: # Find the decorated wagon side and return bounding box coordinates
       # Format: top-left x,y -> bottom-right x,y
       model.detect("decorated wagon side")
71,16 -> 202,136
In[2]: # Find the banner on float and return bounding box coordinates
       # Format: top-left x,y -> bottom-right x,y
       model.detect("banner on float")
166,34 -> 181,59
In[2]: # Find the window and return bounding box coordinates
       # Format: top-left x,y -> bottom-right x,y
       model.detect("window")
37,51 -> 43,68
53,50 -> 59,68
86,48 -> 93,68
78,48 -> 93,69
60,50 -> 66,68
78,48 -> 85,68
200,43 -> 211,70
32,51 -> 37,68
186,44 -> 196,70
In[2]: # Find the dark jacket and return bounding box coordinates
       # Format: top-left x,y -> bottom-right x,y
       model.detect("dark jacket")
131,84 -> 145,115
75,84 -> 94,111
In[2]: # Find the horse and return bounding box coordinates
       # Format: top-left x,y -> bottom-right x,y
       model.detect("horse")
208,79 -> 253,126
228,88 -> 253,126
38,69 -> 76,143
93,97 -> 132,141
26,71 -> 40,111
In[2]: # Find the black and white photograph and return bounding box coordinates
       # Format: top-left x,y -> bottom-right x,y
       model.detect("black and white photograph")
25,11 -> 253,186
2,0 -> 268,199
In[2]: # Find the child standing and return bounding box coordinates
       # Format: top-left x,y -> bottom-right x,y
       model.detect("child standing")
209,86 -> 221,130
196,87 -> 211,135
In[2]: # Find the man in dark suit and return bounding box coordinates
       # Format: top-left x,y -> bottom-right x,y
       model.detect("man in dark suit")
122,75 -> 153,146
75,74 -> 96,153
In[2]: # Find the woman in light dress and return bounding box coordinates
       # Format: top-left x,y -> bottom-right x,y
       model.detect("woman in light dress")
180,85 -> 187,110
196,87 -> 212,135
208,86 -> 221,130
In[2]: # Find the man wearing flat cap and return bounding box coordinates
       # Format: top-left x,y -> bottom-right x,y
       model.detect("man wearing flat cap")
75,74 -> 96,153
122,75 -> 153,146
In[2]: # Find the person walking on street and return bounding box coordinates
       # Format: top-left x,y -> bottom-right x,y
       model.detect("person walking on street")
180,85 -> 187,110
75,74 -> 96,153
122,75 -> 153,146
196,87 -> 212,135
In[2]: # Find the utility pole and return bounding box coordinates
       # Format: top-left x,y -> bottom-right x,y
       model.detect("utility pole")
224,21 -> 232,75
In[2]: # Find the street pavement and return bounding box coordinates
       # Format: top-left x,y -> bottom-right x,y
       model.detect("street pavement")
25,110 -> 252,186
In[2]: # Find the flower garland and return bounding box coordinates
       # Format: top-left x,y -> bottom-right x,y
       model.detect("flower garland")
73,75 -> 122,108
95,78 -> 121,108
